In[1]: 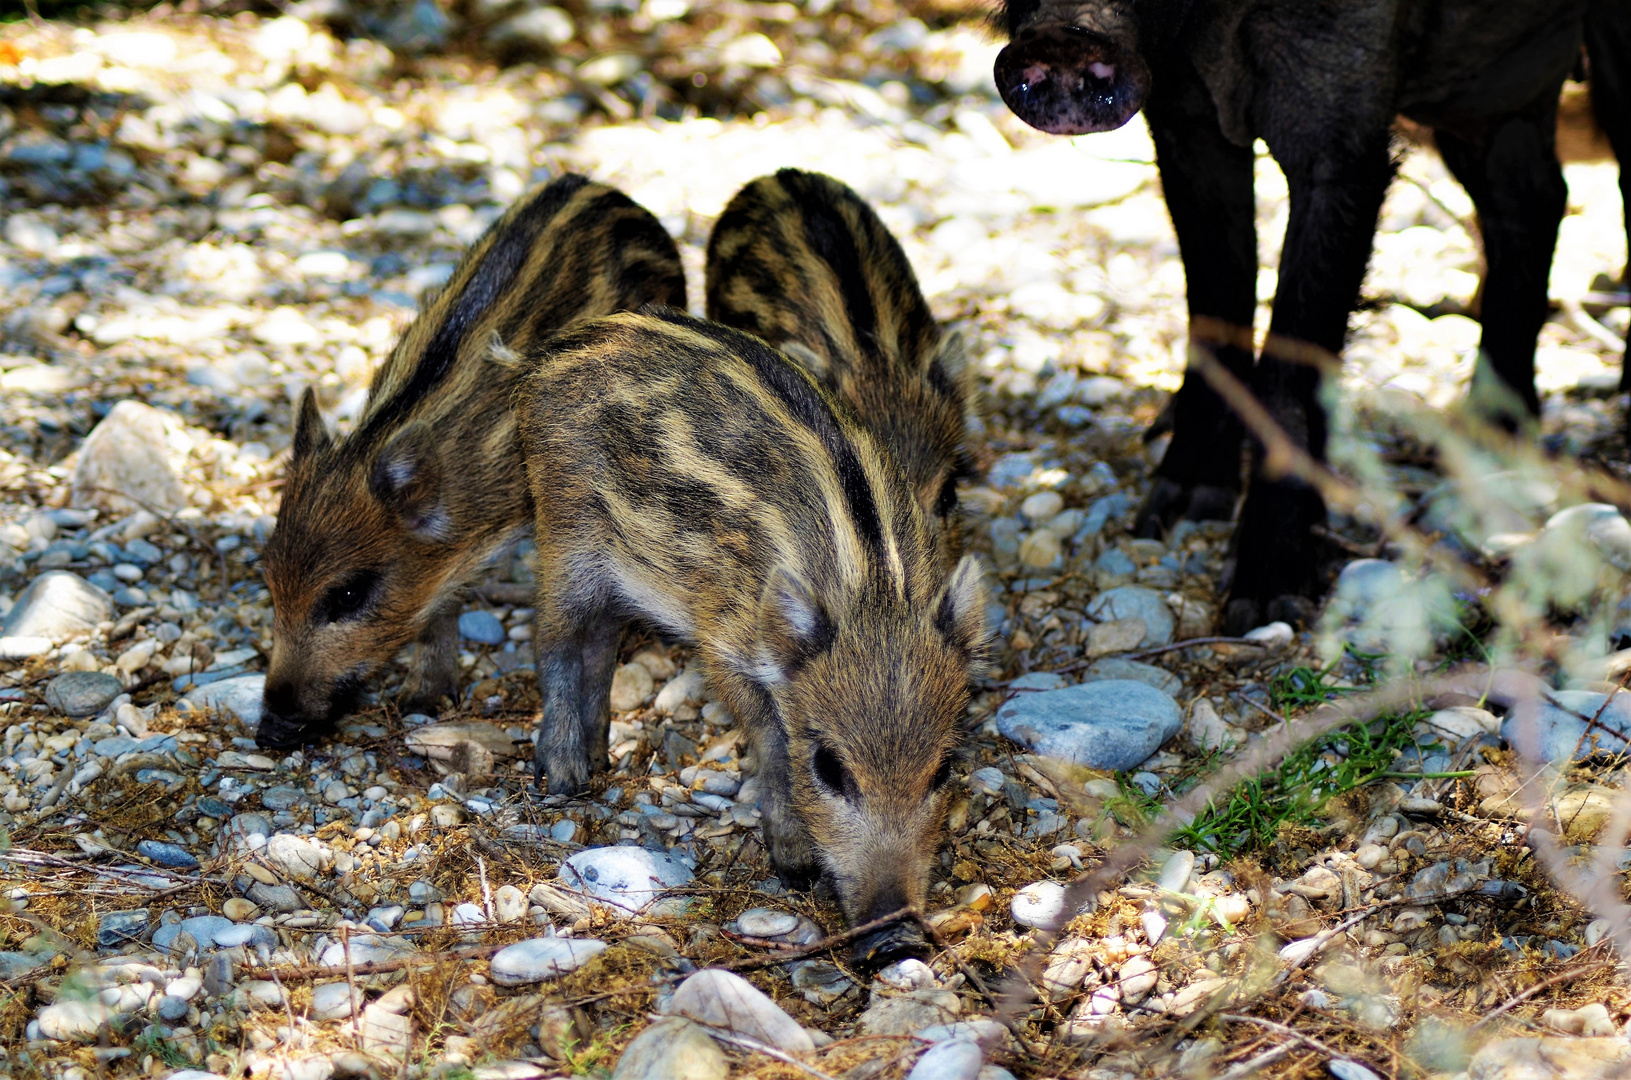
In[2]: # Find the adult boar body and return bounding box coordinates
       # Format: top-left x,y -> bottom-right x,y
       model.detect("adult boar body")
994,0 -> 1630,632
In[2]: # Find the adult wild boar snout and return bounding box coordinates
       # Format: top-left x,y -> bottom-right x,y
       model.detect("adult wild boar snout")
994,25 -> 1149,135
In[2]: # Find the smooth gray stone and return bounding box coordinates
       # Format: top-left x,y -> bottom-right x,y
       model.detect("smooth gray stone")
180,674 -> 264,728
488,936 -> 607,985
1086,586 -> 1174,647
1082,657 -> 1182,696
610,1017 -> 727,1080
458,610 -> 505,644
1,571 -> 111,642
248,882 -> 303,914
996,680 -> 1182,771
260,786 -> 306,811
45,671 -> 123,717
1503,690 -> 1631,763
155,995 -> 190,1022
907,1039 -> 985,1080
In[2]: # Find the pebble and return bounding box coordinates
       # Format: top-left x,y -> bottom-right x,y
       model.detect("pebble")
666,968 -> 814,1051
265,833 -> 325,880
181,674 -> 265,728
559,846 -> 693,917
153,915 -> 235,952
155,995 -> 190,1022
136,840 -> 200,869
312,981 -> 363,1020
1543,503 -> 1631,572
857,989 -> 963,1035
550,819 -> 579,843
1118,955 -> 1158,1003
995,680 -> 1182,771
1157,850 -> 1195,893
908,1039 -> 985,1080
69,401 -> 189,514
37,999 -> 115,1042
96,909 -> 149,947
610,1017 -> 728,1080
653,669 -> 707,714
1081,657 -> 1182,695
489,937 -> 608,985
1,571 -> 111,642
494,884 -> 528,923
259,786 -> 306,811
458,610 -> 506,645
1504,690 -> 1631,763
610,663 -> 656,711
734,908 -> 799,937
1011,881 -> 1069,929
1186,698 -> 1242,753
44,671 -> 124,717
1086,586 -> 1174,646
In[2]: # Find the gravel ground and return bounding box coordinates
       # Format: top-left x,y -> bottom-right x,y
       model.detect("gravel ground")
1,6 -> 1630,1080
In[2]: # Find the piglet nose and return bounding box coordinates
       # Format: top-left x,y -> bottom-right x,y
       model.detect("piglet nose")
851,922 -> 929,972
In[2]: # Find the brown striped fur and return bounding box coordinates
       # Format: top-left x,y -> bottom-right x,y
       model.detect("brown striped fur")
705,169 -> 974,568
257,176 -> 685,750
517,310 -> 987,965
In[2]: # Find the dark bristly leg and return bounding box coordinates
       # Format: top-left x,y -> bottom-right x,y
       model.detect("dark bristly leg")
1136,56 -> 1259,536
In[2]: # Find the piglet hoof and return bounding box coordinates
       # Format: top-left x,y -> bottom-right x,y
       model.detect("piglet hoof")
399,685 -> 456,717
535,748 -> 592,796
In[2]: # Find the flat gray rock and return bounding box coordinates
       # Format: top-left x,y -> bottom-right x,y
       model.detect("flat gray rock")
136,840 -> 199,869
181,674 -> 264,728
1086,586 -> 1174,647
2,571 -> 111,643
559,846 -> 693,917
996,680 -> 1182,770
1082,657 -> 1182,696
1504,690 -> 1631,763
610,1017 -> 728,1080
44,671 -> 122,717
154,915 -> 235,952
489,936 -> 607,985
96,909 -> 149,947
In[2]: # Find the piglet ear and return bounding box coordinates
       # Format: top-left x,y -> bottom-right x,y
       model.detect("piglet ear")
370,422 -> 451,542
933,554 -> 989,659
754,564 -> 835,686
291,387 -> 332,462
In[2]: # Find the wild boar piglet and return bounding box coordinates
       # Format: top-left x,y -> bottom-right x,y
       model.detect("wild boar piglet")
706,168 -> 975,568
519,309 -> 988,968
257,176 -> 685,750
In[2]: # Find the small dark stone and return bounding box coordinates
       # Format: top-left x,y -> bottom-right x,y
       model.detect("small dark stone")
96,908 -> 149,947
136,840 -> 200,869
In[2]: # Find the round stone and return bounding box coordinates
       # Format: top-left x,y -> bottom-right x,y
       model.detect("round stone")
558,846 -> 693,918
44,671 -> 123,718
1020,491 -> 1064,525
311,981 -> 361,1020
488,936 -> 607,985
906,1037 -> 984,1080
1086,586 -> 1174,647
155,995 -> 190,1022
223,900 -> 257,926
609,662 -> 655,712
1011,881 -> 1067,929
735,908 -> 799,938
458,610 -> 506,645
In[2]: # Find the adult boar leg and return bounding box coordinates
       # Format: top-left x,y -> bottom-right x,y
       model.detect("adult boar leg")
1136,62 -> 1258,536
1585,0 -> 1631,383
1435,94 -> 1568,422
1224,135 -> 1394,634
401,597 -> 460,715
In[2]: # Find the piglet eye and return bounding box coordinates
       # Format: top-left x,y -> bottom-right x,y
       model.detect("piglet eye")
813,745 -> 852,798
319,570 -> 379,625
